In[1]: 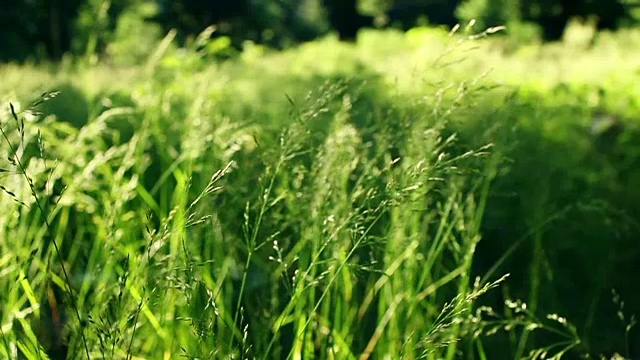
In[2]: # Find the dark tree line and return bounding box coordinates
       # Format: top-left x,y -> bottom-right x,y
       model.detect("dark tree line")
0,0 -> 636,62
520,0 -> 628,39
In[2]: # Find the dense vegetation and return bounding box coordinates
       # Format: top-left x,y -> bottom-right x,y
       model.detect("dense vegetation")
1,7 -> 639,360
2,0 -> 640,62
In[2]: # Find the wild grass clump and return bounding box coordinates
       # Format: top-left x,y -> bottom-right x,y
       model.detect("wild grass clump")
0,43 -> 512,359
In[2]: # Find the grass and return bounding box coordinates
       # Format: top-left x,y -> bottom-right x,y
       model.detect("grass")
0,23 -> 639,359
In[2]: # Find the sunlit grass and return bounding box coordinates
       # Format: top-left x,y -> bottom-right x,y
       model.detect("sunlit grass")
1,25 -> 638,359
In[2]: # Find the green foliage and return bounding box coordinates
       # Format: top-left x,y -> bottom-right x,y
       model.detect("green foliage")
73,0 -> 113,60
107,2 -> 164,66
35,83 -> 90,128
2,0 -> 639,62
456,0 -> 521,30
1,26 -> 640,359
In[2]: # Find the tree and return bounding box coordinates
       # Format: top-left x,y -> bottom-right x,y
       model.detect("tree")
385,0 -> 461,29
0,0 -> 84,61
322,0 -> 374,40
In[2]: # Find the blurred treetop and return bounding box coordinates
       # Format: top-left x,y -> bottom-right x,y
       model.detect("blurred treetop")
0,0 -> 637,63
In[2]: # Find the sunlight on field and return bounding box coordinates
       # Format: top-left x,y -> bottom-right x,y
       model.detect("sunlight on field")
1,24 -> 639,359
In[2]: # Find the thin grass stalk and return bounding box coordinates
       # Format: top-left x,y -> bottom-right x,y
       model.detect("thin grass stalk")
1,103 -> 91,359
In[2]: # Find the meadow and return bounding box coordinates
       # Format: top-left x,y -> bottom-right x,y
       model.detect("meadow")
1,22 -> 639,359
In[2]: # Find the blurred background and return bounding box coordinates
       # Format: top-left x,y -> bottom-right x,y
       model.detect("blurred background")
1,0 -> 639,63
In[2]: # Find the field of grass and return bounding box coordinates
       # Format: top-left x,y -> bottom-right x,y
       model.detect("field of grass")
1,23 -> 639,359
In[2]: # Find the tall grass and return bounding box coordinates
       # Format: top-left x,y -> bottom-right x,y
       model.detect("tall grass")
1,25 -> 638,359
